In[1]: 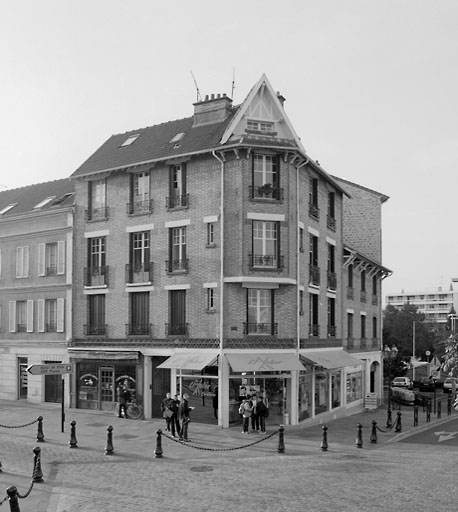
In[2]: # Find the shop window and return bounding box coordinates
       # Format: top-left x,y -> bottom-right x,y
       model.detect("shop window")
314,371 -> 329,415
346,372 -> 362,403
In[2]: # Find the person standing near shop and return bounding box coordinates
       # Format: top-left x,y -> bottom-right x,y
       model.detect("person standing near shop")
212,386 -> 218,420
160,392 -> 173,431
117,382 -> 128,419
169,394 -> 180,438
179,393 -> 193,442
256,395 -> 268,433
239,396 -> 253,434
250,394 -> 259,432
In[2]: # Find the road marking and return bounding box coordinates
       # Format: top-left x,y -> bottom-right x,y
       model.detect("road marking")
434,431 -> 458,442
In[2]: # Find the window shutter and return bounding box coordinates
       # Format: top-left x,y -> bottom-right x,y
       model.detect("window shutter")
57,241 -> 65,275
16,247 -> 23,278
0,248 -> 2,278
27,300 -> 34,332
57,298 -> 65,332
0,305 -> 2,331
37,299 -> 45,332
9,301 -> 16,332
38,244 -> 46,276
23,246 -> 30,277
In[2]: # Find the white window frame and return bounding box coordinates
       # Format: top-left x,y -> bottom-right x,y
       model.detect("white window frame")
16,246 -> 29,278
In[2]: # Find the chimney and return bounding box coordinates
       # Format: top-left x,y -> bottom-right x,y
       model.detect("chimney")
276,91 -> 286,107
193,93 -> 233,127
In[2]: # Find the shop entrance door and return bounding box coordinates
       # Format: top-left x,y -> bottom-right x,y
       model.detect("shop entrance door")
100,366 -> 115,412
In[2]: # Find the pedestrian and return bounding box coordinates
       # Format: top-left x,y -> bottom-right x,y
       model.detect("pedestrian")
160,392 -> 173,431
255,396 -> 268,433
116,382 -> 128,419
168,394 -> 180,438
212,386 -> 218,420
179,393 -> 193,441
239,396 -> 253,433
250,394 -> 259,432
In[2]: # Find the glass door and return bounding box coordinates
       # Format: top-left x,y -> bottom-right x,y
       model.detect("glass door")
100,366 -> 115,411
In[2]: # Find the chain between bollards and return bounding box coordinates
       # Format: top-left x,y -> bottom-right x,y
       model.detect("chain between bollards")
105,426 -> 114,455
69,421 -> 78,448
320,425 -> 328,451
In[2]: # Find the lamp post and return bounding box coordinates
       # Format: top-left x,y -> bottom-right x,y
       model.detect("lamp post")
383,345 -> 398,410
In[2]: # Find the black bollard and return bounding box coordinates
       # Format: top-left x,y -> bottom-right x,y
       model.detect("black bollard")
355,423 -> 363,448
69,421 -> 78,448
369,420 -> 377,444
426,403 -> 431,422
278,424 -> 285,453
413,405 -> 418,427
32,446 -> 43,483
105,426 -> 114,455
437,400 -> 441,419
36,416 -> 45,443
154,429 -> 163,458
0,460 -> 2,473
320,425 -> 328,451
394,411 -> 402,433
448,395 -> 452,416
386,406 -> 393,429
6,486 -> 20,512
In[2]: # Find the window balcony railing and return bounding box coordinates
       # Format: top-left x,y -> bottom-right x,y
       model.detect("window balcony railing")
84,324 -> 107,336
45,323 -> 57,332
372,294 -> 378,305
309,203 -> 320,220
249,253 -> 284,270
309,324 -> 320,337
46,266 -> 57,276
126,199 -> 153,215
372,337 -> 380,350
165,323 -> 188,336
347,337 -> 354,349
243,322 -> 278,335
17,324 -> 27,333
126,323 -> 152,336
166,194 -> 189,209
309,264 -> 320,286
249,185 -> 284,201
84,266 -> 109,287
328,325 -> 336,337
360,337 -> 367,349
165,259 -> 189,273
327,271 -> 337,291
125,262 -> 153,284
360,290 -> 367,303
346,287 -> 354,300
85,206 -> 109,221
327,215 -> 336,231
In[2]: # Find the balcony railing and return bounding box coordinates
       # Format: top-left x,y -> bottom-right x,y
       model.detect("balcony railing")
309,324 -> 320,337
249,254 -> 284,270
126,199 -> 153,215
360,337 -> 367,349
166,194 -> 189,209
327,271 -> 337,291
347,337 -> 354,349
17,324 -> 27,333
372,337 -> 380,349
372,294 -> 378,305
165,323 -> 188,336
243,322 -> 278,335
327,215 -> 336,231
327,325 -> 336,337
45,323 -> 57,332
249,185 -> 284,201
309,264 -> 320,286
84,266 -> 109,287
84,324 -> 107,336
165,259 -> 189,273
125,262 -> 153,284
360,290 -> 367,303
46,266 -> 57,276
309,203 -> 320,220
126,323 -> 152,336
346,287 -> 354,300
85,206 -> 109,221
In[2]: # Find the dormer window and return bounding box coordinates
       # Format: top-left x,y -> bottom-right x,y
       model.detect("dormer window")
0,203 -> 18,214
33,196 -> 56,209
247,120 -> 274,133
120,134 -> 140,147
170,133 -> 184,143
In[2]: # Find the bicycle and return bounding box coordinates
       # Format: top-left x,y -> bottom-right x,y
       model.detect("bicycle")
114,399 -> 143,420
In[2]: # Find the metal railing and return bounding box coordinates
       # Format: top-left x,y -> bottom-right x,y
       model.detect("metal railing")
125,262 -> 153,283
126,323 -> 152,336
126,199 -> 153,215
243,323 -> 278,335
165,259 -> 189,273
85,206 -> 109,221
84,266 -> 109,286
166,194 -> 189,209
165,323 -> 189,336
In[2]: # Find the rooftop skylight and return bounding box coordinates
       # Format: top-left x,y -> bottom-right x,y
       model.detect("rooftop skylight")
33,196 -> 56,209
0,203 -> 18,215
120,134 -> 140,147
170,133 -> 184,143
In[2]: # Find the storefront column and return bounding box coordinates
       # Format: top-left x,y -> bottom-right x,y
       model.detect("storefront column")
143,357 -> 153,419
220,355 -> 230,428
290,370 -> 299,425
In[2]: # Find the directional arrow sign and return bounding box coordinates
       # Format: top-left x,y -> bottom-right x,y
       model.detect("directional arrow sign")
434,431 -> 458,442
27,364 -> 74,375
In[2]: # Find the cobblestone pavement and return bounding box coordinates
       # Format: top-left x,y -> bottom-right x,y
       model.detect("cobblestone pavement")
0,399 -> 457,511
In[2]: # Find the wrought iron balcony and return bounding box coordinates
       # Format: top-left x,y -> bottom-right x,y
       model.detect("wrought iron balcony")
309,203 -> 320,220
46,265 -> 57,276
165,323 -> 188,336
327,215 -> 336,231
309,264 -> 320,286
346,287 -> 354,300
165,259 -> 189,273
84,324 -> 107,336
327,325 -> 336,337
249,185 -> 284,201
125,262 -> 153,284
243,322 -> 278,335
84,266 -> 109,287
327,271 -> 337,291
17,324 -> 27,333
309,324 -> 320,337
360,290 -> 367,303
347,337 -> 354,349
372,294 -> 378,305
126,323 -> 152,336
126,199 -> 153,215
249,253 -> 284,270
360,337 -> 367,349
45,323 -> 57,332
85,206 -> 109,221
166,194 -> 189,209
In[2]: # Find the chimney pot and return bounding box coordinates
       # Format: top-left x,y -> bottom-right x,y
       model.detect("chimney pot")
211,94 -> 215,100
205,94 -> 209,101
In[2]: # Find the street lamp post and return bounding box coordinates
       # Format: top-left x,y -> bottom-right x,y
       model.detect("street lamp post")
383,345 -> 399,411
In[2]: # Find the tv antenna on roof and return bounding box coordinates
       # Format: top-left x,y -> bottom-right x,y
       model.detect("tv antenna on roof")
231,68 -> 235,100
190,70 -> 202,102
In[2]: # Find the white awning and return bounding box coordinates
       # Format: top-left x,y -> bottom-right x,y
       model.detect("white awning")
226,353 -> 305,372
156,352 -> 218,370
300,350 -> 362,369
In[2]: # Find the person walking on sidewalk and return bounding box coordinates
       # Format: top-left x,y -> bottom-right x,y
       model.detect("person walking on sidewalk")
179,393 -> 193,441
168,394 -> 180,438
255,395 -> 268,433
239,396 -> 253,433
117,382 -> 128,419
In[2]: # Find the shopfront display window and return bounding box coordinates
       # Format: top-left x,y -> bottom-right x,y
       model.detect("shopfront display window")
331,370 -> 341,409
346,371 -> 362,404
314,370 -> 329,415
176,371 -> 218,424
298,372 -> 313,421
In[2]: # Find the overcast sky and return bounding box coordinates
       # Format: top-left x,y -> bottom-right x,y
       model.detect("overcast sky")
1,1 -> 457,299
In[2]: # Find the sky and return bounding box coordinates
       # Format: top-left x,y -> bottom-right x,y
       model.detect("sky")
1,1 -> 457,300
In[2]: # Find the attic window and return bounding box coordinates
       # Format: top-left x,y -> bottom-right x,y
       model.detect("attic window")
33,196 -> 56,209
51,193 -> 73,207
170,133 -> 184,143
247,120 -> 274,133
0,203 -> 18,214
120,134 -> 140,147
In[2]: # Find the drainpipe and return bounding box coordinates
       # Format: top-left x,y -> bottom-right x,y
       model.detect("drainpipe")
212,150 -> 225,427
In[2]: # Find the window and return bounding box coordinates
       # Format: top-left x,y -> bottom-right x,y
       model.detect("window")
360,270 -> 366,302
33,196 -> 56,209
207,288 -> 216,311
347,312 -> 354,339
9,300 -> 33,333
17,301 -> 28,332
252,154 -> 280,199
168,289 -> 187,335
120,134 -> 139,147
252,221 -> 280,268
128,292 -> 150,335
246,289 -> 274,335
207,223 -> 215,246
86,294 -> 106,335
38,298 -> 64,333
38,241 -> 65,276
129,172 -> 151,214
247,120 -> 274,132
85,237 -> 108,286
167,226 -> 187,272
372,316 -> 377,339
87,179 -> 107,220
327,192 -> 336,230
348,264 -> 353,288
127,231 -> 151,283
0,203 -> 18,215
16,246 -> 29,278
328,297 -> 336,336
309,234 -> 319,286
361,314 -> 366,339
299,290 -> 304,315
309,293 -> 319,336
327,244 -> 336,290
299,227 -> 304,252
309,177 -> 319,219
168,164 -> 187,208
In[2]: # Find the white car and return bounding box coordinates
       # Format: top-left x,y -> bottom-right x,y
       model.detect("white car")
443,377 -> 458,393
391,377 -> 413,389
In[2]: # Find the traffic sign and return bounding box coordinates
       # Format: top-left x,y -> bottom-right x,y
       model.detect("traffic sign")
27,364 -> 74,375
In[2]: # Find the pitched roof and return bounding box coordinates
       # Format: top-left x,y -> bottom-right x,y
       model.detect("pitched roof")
0,179 -> 74,218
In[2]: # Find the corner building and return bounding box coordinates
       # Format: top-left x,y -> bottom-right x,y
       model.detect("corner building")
70,74 -> 391,427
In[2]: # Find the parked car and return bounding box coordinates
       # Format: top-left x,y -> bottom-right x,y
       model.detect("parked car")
391,377 -> 413,389
417,377 -> 435,392
443,377 -> 458,394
